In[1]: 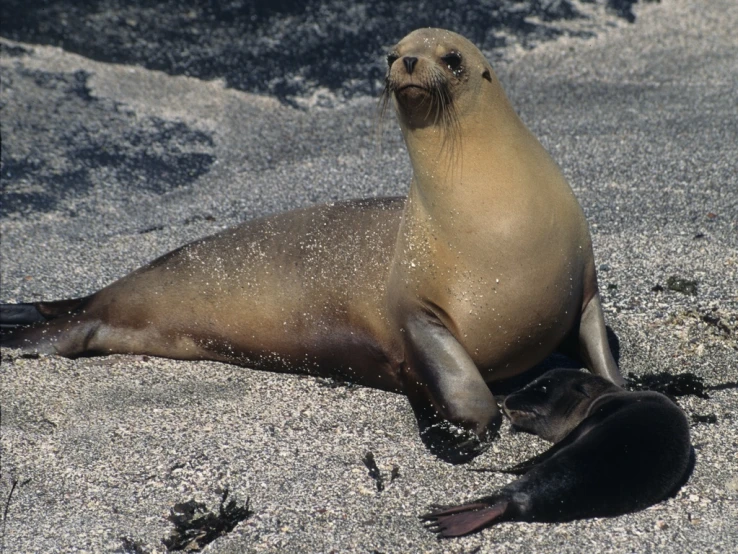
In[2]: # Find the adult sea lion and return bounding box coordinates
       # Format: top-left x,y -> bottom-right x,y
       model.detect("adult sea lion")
1,29 -> 623,462
421,369 -> 694,537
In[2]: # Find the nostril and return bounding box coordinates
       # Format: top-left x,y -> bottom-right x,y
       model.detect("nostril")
403,56 -> 418,74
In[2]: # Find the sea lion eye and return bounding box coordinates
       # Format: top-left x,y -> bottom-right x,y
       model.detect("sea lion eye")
386,54 -> 399,67
442,52 -> 462,73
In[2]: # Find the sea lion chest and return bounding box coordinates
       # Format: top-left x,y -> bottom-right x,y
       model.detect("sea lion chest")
389,172 -> 589,378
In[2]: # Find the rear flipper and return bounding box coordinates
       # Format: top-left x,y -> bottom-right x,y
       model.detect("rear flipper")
1,297 -> 93,355
1,297 -> 90,325
420,498 -> 510,537
0,303 -> 47,327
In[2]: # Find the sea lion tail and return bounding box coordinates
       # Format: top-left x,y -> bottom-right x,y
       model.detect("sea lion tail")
420,498 -> 509,537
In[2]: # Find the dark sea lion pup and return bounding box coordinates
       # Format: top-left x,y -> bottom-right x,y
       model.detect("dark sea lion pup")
422,369 -> 694,537
1,29 -> 623,462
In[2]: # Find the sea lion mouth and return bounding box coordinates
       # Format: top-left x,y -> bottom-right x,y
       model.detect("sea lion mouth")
503,406 -> 547,437
379,72 -> 460,137
503,406 -> 542,423
395,83 -> 429,93
394,83 -> 432,104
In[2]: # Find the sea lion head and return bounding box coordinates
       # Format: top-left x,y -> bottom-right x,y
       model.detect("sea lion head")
381,28 -> 495,131
502,369 -> 621,443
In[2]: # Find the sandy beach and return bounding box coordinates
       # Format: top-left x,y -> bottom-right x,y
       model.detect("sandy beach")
1,1 -> 736,552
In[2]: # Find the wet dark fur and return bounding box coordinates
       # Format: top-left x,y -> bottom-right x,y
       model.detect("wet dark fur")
422,369 -> 694,537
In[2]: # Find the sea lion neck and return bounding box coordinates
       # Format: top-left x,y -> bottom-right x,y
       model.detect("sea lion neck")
397,81 -> 534,197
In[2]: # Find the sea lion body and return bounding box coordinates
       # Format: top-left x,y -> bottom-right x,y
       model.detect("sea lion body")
9,198 -> 406,392
1,29 -> 622,461
422,369 -> 694,537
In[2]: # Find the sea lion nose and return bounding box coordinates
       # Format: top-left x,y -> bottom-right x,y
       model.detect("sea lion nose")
403,56 -> 418,74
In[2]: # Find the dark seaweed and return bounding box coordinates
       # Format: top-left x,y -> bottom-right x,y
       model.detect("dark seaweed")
362,451 -> 385,492
162,490 -> 251,552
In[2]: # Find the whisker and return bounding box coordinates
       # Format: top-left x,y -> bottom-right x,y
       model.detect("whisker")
379,65 -> 463,176
375,79 -> 393,153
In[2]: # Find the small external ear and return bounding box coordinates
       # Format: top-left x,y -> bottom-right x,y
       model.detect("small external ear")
482,69 -> 492,82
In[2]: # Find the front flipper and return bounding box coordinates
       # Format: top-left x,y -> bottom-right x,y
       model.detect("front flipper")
421,498 -> 509,537
473,419 -> 597,476
402,311 -> 501,464
578,294 -> 624,386
470,442 -> 571,476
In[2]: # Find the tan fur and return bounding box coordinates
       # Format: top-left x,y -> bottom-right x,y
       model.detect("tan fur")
386,29 -> 601,380
4,30 -> 621,448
